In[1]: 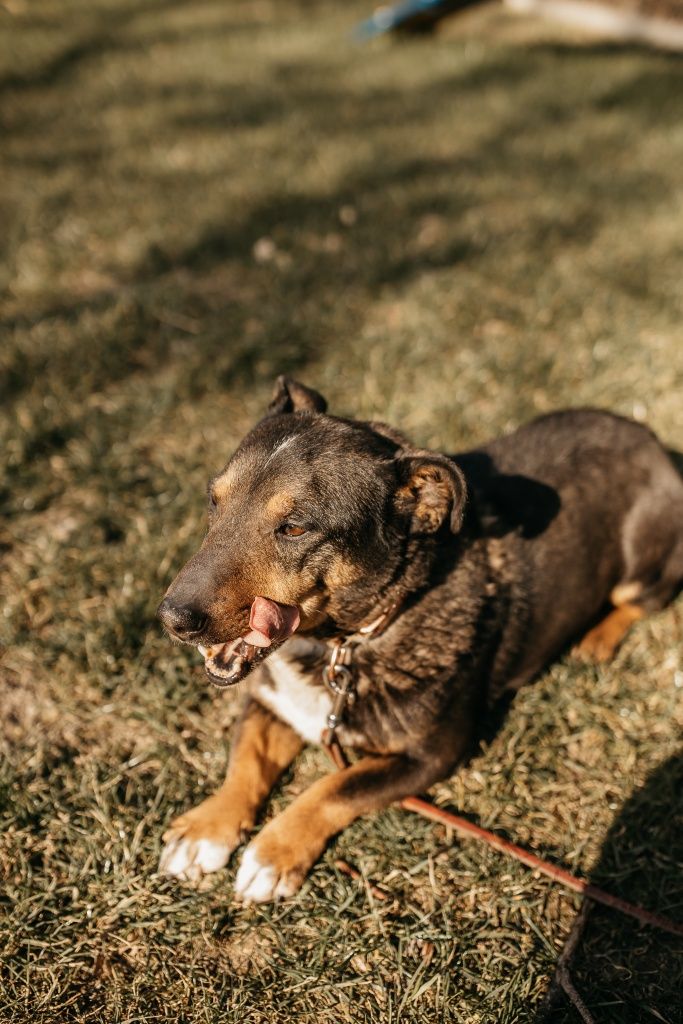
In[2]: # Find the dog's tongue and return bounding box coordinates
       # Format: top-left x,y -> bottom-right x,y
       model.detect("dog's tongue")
243,596 -> 300,648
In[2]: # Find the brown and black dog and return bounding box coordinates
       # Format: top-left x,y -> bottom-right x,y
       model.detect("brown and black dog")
157,377 -> 683,902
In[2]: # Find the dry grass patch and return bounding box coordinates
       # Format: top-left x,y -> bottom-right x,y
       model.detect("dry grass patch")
1,2 -> 682,1021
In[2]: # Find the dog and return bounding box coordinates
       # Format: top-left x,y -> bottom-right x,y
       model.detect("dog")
157,377 -> 683,903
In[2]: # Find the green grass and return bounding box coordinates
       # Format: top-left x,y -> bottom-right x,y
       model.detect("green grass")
1,1 -> 682,1021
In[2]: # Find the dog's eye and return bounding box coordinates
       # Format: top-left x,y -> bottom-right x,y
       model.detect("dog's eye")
278,523 -> 307,538
209,492 -> 218,508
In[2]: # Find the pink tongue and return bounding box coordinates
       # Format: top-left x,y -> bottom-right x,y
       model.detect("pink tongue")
243,596 -> 300,648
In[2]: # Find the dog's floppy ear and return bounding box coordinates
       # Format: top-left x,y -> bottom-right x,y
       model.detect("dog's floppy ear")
267,376 -> 328,416
395,451 -> 467,534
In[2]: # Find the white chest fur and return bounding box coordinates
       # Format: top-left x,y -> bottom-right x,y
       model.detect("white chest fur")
253,649 -> 332,745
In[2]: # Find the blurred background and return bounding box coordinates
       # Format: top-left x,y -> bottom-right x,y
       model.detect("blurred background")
1,2 -> 682,1022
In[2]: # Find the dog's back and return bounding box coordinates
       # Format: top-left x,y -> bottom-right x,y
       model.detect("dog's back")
457,409 -> 683,684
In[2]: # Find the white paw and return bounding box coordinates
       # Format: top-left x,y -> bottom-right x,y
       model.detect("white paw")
159,835 -> 233,881
234,843 -> 301,904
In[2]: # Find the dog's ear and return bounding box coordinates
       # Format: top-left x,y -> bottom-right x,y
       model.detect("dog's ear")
267,376 -> 328,416
394,452 -> 467,534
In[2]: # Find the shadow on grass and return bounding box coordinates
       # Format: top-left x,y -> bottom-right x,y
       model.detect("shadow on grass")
0,0 -> 238,94
540,750 -> 683,1024
3,36 -> 679,411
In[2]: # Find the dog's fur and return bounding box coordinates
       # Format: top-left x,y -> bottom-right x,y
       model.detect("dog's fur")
158,377 -> 683,902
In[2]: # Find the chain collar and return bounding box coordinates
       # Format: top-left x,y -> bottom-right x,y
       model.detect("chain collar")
321,600 -> 401,736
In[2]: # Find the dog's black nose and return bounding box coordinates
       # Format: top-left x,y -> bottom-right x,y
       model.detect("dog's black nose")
157,598 -> 207,640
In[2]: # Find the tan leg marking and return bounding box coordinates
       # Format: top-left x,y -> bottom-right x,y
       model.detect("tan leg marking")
160,701 -> 302,880
574,602 -> 644,662
234,751 -> 448,903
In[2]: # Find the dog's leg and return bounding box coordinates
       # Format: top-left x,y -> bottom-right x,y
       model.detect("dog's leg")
574,585 -> 645,662
234,750 -> 453,903
160,699 -> 303,880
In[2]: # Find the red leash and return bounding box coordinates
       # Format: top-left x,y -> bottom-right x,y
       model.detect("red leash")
324,733 -> 683,937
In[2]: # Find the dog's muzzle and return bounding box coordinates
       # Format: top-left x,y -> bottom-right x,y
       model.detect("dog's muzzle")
196,596 -> 301,688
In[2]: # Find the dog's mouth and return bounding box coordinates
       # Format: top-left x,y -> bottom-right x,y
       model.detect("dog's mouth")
198,637 -> 266,688
198,596 -> 300,688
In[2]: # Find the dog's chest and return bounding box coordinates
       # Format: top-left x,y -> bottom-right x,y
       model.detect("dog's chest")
253,648 -> 333,745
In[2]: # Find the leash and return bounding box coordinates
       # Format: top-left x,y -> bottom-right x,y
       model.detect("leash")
320,617 -> 683,938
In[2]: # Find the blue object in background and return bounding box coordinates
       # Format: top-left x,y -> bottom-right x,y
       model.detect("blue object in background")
354,0 -> 479,39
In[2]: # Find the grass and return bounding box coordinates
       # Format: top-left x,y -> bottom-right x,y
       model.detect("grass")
1,1 -> 682,1021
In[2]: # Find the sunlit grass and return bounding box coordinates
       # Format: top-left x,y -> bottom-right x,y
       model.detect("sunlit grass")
1,2 -> 682,1021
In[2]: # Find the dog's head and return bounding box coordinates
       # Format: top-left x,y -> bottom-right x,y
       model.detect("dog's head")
158,376 -> 466,687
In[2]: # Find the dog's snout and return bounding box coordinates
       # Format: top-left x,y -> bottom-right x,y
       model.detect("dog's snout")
157,597 -> 207,640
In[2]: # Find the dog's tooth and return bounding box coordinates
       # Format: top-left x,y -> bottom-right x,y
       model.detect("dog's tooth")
198,644 -> 209,657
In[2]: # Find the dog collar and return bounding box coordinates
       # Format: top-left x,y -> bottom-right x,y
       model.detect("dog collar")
321,599 -> 402,736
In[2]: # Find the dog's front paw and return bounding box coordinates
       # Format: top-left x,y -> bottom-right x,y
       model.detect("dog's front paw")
160,833 -> 234,881
159,796 -> 246,882
234,832 -> 308,904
